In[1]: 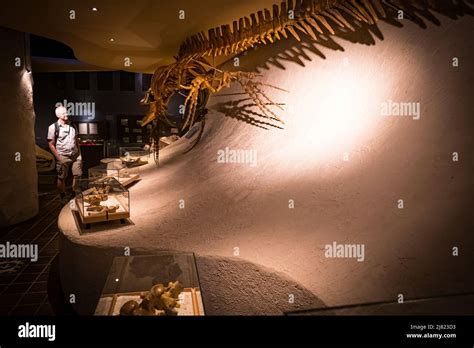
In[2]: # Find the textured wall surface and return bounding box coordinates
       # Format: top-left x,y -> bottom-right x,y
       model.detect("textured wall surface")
0,27 -> 38,227
58,15 -> 473,314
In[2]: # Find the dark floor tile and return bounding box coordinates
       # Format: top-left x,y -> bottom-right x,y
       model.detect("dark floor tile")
46,234 -> 59,242
0,305 -> 14,315
37,272 -> 49,282
24,223 -> 47,233
35,256 -> 54,265
3,282 -> 31,294
1,187 -> 61,316
19,229 -> 39,236
10,304 -> 39,315
30,282 -> 47,293
39,237 -> 59,250
22,264 -> 47,274
0,293 -> 22,305
0,226 -> 15,233
8,260 -> 32,269
41,252 -> 58,258
16,235 -> 41,243
42,247 -> 59,254
41,232 -> 58,239
0,237 -> 11,244
19,293 -> 47,306
15,273 -> 39,283
35,238 -> 52,246
43,241 -> 59,251
0,274 -> 18,284
36,303 -> 54,315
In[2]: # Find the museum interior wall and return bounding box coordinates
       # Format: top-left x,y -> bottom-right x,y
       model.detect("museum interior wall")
0,27 -> 38,227
33,72 -> 151,149
57,15 -> 474,315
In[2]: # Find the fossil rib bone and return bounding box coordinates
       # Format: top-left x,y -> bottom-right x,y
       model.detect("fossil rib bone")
177,0 -> 388,58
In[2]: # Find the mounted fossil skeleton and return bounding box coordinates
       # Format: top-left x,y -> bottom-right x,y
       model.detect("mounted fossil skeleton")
177,0 -> 387,58
141,0 -> 458,164
140,56 -> 286,164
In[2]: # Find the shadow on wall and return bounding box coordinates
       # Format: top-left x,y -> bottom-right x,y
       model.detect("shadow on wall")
55,238 -> 324,315
213,97 -> 285,130
243,0 -> 474,73
208,0 -> 473,129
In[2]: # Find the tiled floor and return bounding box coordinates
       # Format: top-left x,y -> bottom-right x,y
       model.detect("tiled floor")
0,189 -> 63,315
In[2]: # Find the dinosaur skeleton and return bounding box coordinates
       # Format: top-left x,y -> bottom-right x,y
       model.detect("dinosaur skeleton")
178,0 -> 473,58
141,57 -> 284,129
143,0 -> 470,164
143,0 -> 386,164
141,56 -> 286,164
178,0 -> 387,58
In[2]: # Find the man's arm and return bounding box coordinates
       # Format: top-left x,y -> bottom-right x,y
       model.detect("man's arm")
48,139 -> 61,161
47,124 -> 61,161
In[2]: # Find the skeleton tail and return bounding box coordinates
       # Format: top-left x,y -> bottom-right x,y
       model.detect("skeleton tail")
178,0 -> 387,58
178,0 -> 473,59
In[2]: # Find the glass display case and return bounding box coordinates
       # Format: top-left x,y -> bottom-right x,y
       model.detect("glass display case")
94,253 -> 205,316
119,146 -> 150,166
88,161 -> 140,187
74,177 -> 130,226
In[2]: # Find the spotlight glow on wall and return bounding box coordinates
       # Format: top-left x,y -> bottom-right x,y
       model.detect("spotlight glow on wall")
275,59 -> 388,167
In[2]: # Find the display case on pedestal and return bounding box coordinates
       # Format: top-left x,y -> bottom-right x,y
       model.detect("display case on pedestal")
88,160 -> 140,187
119,146 -> 150,166
74,177 -> 130,228
94,253 -> 205,316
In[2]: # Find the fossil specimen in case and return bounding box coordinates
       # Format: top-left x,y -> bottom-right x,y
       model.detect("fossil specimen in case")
83,185 -> 109,211
82,185 -> 119,214
120,281 -> 184,316
75,178 -> 130,226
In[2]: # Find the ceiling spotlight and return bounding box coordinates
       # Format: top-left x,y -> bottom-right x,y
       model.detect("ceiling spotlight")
91,7 -> 98,11
109,38 -> 115,42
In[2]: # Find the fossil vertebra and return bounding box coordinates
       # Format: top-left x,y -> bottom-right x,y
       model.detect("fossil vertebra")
177,0 -> 386,58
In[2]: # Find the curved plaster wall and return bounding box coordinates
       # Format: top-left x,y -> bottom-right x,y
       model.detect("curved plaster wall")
0,27 -> 38,227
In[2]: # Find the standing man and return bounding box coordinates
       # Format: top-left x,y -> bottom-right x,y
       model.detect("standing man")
48,105 -> 82,201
